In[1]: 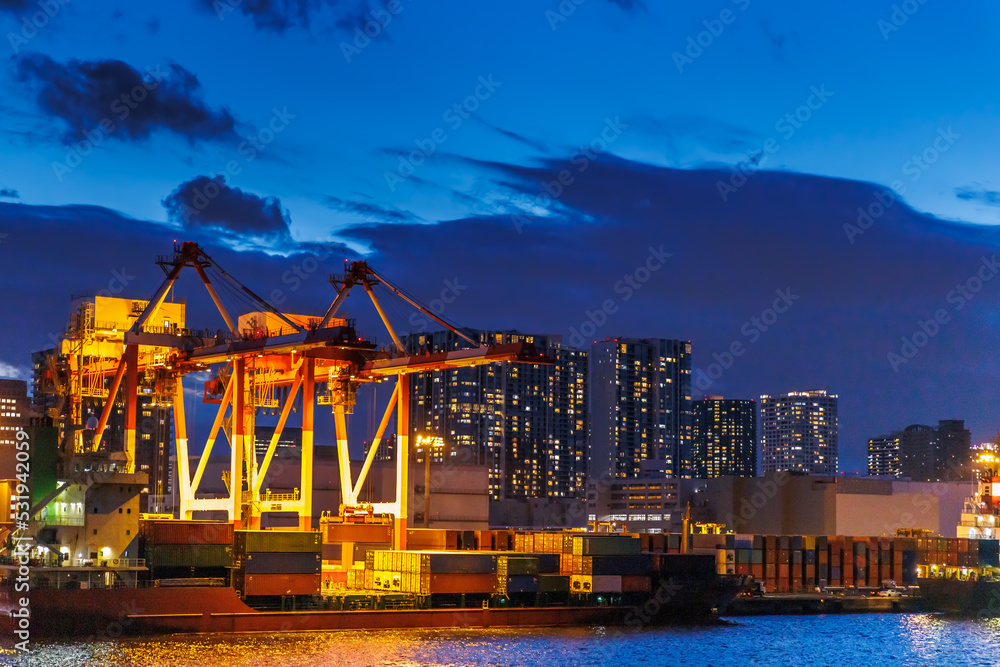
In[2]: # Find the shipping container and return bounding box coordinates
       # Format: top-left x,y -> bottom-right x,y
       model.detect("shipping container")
144,520 -> 233,546
497,575 -> 538,594
326,523 -> 392,545
236,572 -> 321,597
498,555 -> 538,576
588,555 -> 651,576
241,551 -> 321,575
149,544 -> 232,568
572,535 -> 641,556
621,575 -> 652,593
321,543 -> 343,562
430,573 -> 496,594
539,574 -> 570,593
235,530 -> 321,554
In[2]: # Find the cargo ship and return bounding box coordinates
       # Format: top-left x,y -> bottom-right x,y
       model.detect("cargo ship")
917,449 -> 1000,616
2,523 -> 747,638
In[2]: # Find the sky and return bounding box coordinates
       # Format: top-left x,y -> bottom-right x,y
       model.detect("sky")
2,0 -> 1000,474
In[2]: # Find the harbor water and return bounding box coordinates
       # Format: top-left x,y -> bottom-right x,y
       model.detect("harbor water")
6,614 -> 1000,666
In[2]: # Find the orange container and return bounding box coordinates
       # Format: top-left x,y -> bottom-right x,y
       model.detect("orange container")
428,573 -> 496,594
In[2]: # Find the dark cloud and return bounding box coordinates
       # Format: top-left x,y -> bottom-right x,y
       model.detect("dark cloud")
163,175 -> 292,243
195,0 -> 385,35
325,195 -> 421,223
15,54 -> 239,145
760,19 -> 800,63
472,117 -> 550,154
5,155 -> 1000,474
0,188 -> 19,199
147,17 -> 161,34
634,115 -> 762,162
956,186 -> 1000,207
603,0 -> 645,10
338,154 -> 1000,474
0,0 -> 30,10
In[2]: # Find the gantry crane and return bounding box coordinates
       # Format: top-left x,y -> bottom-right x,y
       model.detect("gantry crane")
66,241 -> 547,548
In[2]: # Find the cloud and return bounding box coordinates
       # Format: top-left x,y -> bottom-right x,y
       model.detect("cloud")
602,0 -> 645,10
15,54 -> 239,145
760,19 -> 799,63
163,175 -> 292,243
956,186 -> 1000,207
195,0 -> 386,35
324,195 -> 421,223
0,360 -> 30,380
0,0 -> 30,11
472,117 -> 550,154
0,188 -> 19,199
633,115 -> 763,163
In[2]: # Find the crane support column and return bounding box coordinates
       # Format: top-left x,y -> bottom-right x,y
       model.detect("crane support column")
123,344 -> 139,473
231,357 -> 246,528
299,357 -> 315,531
394,375 -> 409,550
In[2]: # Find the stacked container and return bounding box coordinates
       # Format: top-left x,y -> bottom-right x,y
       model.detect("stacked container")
142,520 -> 233,575
367,550 -> 497,595
233,530 -> 322,597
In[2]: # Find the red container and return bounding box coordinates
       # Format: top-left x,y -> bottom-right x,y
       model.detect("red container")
428,573 -> 495,594
622,575 -> 652,593
237,573 -> 321,596
144,520 -> 233,546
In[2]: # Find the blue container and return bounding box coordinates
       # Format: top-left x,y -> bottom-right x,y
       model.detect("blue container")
243,551 -> 321,574
502,575 -> 539,594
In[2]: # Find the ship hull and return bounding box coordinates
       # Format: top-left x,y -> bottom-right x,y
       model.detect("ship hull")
918,578 -> 1000,616
3,578 -> 744,638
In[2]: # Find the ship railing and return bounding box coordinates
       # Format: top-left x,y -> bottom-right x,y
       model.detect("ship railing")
71,557 -> 146,568
246,490 -> 301,503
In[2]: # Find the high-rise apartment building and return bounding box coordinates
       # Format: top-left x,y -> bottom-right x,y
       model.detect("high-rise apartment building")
0,379 -> 30,479
759,389 -> 838,475
405,329 -> 588,501
589,338 -> 692,479
899,420 -> 971,481
692,396 -> 756,478
867,433 -> 901,477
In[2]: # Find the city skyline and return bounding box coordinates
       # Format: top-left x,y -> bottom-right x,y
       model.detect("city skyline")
4,2 -> 1000,476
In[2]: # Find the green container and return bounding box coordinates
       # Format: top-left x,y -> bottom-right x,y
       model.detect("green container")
575,536 -> 641,556
235,530 -> 321,554
150,544 -> 232,568
499,556 -> 539,576
538,575 -> 570,593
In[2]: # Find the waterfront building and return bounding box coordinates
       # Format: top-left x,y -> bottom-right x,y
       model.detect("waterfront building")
692,396 -> 756,478
759,389 -> 838,475
589,338 -> 692,480
404,329 -> 588,501
0,378 -> 30,479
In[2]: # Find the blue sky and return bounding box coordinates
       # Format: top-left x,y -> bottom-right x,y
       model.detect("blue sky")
3,0 -> 1000,473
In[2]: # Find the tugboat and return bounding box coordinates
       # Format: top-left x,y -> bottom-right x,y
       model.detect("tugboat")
917,448 -> 1000,616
